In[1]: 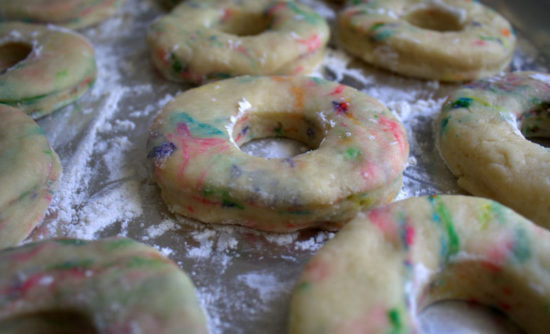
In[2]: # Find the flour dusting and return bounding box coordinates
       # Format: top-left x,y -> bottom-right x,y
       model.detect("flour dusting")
28,0 -> 549,333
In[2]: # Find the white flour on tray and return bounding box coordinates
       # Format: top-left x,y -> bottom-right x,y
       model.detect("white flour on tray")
31,0 -> 548,333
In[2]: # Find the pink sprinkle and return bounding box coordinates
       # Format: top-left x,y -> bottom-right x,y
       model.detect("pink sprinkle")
305,260 -> 330,281
378,116 -> 407,153
405,225 -> 415,247
296,34 -> 321,52
20,273 -> 46,295
291,65 -> 304,75
368,208 -> 397,238
221,8 -> 232,21
171,123 -> 230,181
330,84 -> 345,96
487,238 -> 513,264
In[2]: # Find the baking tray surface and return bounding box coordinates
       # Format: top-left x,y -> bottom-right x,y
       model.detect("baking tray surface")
31,0 -> 548,333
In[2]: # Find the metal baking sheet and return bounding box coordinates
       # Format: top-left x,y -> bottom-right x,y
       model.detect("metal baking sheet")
29,0 -> 549,333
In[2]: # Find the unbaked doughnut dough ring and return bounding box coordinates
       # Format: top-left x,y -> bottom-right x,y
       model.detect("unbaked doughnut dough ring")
147,0 -> 330,85
437,71 -> 550,229
0,0 -> 126,29
337,0 -> 516,82
0,22 -> 97,119
0,105 -> 61,249
147,76 -> 409,232
290,195 -> 550,334
0,238 -> 208,334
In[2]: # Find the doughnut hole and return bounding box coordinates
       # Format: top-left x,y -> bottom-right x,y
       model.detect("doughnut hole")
233,112 -> 324,159
217,10 -> 273,36
418,260 -> 546,333
518,101 -> 550,148
420,301 -> 522,334
0,42 -> 32,74
0,310 -> 98,334
404,6 -> 465,32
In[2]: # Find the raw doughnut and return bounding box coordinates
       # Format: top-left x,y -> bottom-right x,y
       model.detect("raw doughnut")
437,71 -> 550,229
289,195 -> 550,334
337,0 -> 516,82
0,105 -> 61,249
0,22 -> 96,119
147,0 -> 330,84
147,76 -> 409,232
0,238 -> 208,334
0,0 -> 126,29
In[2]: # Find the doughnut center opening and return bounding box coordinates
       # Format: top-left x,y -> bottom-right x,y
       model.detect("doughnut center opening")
217,11 -> 272,36
405,6 -> 465,32
420,301 -> 522,334
418,260 -> 545,334
0,42 -> 32,74
518,101 -> 550,148
232,112 -> 324,159
0,310 -> 98,333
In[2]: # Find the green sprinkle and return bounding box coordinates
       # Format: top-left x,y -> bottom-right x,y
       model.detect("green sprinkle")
207,72 -> 232,80
429,196 -> 460,262
372,30 -> 394,42
345,147 -> 361,160
203,187 -> 215,197
512,228 -> 531,262
369,23 -> 386,31
1,93 -> 49,106
284,209 -> 313,216
296,281 -> 311,292
310,77 -> 327,85
106,238 -> 135,250
56,69 -> 68,79
55,239 -> 87,246
222,191 -> 244,210
170,112 -> 225,137
387,309 -> 403,334
287,2 -> 320,24
126,256 -> 166,268
451,97 -> 473,109
274,122 -> 284,136
49,259 -> 93,270
170,53 -> 183,73
439,116 -> 450,136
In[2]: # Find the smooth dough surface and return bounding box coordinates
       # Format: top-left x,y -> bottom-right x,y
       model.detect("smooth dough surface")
0,238 -> 208,334
437,71 -> 550,228
0,22 -> 96,119
0,0 -> 126,29
147,0 -> 330,84
290,195 -> 550,334
337,0 -> 516,82
147,75 -> 409,232
0,105 -> 61,249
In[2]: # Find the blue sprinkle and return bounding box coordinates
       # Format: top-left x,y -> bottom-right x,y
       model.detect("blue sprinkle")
148,142 -> 176,161
283,158 -> 295,168
230,165 -> 242,179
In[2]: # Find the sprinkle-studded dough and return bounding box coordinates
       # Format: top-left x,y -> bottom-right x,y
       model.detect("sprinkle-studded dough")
0,105 -> 61,249
290,195 -> 550,334
337,0 -> 516,82
147,76 -> 409,232
147,0 -> 330,84
437,71 -> 550,229
0,0 -> 126,29
0,22 -> 96,119
0,238 -> 208,334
